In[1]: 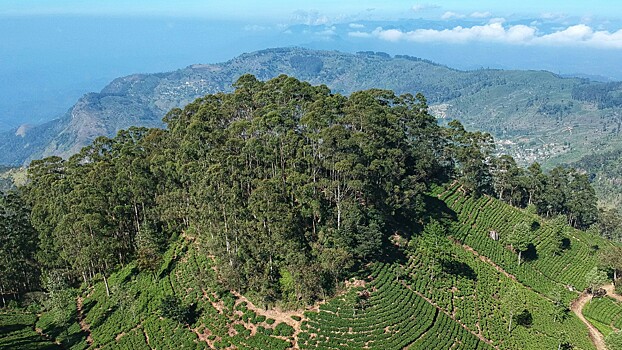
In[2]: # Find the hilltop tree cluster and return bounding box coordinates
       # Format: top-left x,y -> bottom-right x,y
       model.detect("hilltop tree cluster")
0,75 -> 599,305
491,157 -> 597,228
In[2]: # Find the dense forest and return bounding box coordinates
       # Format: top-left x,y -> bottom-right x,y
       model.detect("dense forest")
0,75 -> 601,307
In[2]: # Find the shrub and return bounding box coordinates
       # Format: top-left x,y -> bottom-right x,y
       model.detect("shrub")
273,323 -> 295,337
513,309 -> 533,327
159,295 -> 194,324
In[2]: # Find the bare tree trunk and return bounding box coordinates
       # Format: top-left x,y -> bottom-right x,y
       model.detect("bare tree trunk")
103,274 -> 110,297
337,202 -> 341,230
508,310 -> 513,332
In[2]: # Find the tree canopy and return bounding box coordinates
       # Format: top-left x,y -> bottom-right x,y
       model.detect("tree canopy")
1,74 -> 603,305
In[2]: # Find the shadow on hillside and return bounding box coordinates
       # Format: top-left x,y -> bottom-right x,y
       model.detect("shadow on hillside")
377,242 -> 408,265
523,243 -> 538,262
423,194 -> 458,227
560,238 -> 571,251
82,299 -> 97,316
0,323 -> 28,335
2,335 -> 61,350
442,260 -> 477,281
90,304 -> 118,329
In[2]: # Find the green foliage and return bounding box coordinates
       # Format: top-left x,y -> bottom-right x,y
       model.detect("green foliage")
440,181 -> 613,294
583,296 -> 622,333
605,330 -> 622,350
0,191 -> 40,301
273,322 -> 295,337
599,246 -> 622,282
4,73 -> 616,350
159,295 -> 193,325
507,222 -> 531,264
36,286 -> 88,350
301,263 -> 490,349
585,267 -> 610,293
154,75 -> 449,302
512,309 -> 533,327
0,311 -> 60,350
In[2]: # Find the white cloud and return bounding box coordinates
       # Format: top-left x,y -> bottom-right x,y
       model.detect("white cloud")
348,31 -> 372,38
470,11 -> 492,18
316,26 -> 337,37
412,3 -> 440,12
374,28 -> 405,42
350,23 -> 622,49
441,11 -> 465,20
534,24 -> 622,48
506,25 -> 537,43
292,10 -> 329,25
349,23 -> 365,29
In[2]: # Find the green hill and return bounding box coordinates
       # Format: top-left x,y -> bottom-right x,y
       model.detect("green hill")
2,47 -> 622,172
2,75 -> 620,350
4,183 -> 613,349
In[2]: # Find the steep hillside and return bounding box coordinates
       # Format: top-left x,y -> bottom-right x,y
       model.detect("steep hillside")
15,185 -> 618,350
570,149 -> 622,210
3,74 -> 620,350
2,47 -> 621,167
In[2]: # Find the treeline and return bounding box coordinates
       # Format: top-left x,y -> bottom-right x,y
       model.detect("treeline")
571,148 -> 622,240
571,81 -> 622,109
0,75 -> 599,305
490,156 -> 597,229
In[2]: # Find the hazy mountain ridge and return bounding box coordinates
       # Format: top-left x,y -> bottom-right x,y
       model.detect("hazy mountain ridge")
1,47 -> 621,166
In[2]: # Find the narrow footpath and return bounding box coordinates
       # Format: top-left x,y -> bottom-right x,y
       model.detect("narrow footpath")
458,239 -> 608,350
570,292 -> 606,350
76,296 -> 94,345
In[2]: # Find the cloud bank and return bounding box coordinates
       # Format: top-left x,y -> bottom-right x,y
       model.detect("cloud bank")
348,21 -> 622,49
411,3 -> 441,12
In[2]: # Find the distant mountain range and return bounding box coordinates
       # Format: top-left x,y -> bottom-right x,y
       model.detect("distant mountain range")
2,47 -> 622,167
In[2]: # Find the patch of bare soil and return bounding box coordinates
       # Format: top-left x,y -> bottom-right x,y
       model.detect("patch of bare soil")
604,283 -> 622,302
570,292 -> 607,350
76,296 -> 93,345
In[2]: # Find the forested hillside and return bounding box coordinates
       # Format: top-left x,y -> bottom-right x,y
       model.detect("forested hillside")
2,47 -> 622,172
570,149 -> 622,228
2,76 -> 622,350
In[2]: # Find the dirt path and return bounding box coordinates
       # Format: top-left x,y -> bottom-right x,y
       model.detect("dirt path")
604,283 -> 622,302
33,323 -> 61,346
460,242 -> 519,283
571,293 -> 607,350
231,291 -> 304,348
76,296 -> 94,345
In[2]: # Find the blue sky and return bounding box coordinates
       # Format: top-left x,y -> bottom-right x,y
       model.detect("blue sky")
3,0 -> 622,19
1,1 -> 622,130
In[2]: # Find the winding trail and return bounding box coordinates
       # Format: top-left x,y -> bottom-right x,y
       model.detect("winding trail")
570,292 -> 606,350
457,239 -> 609,350
604,283 -> 622,302
76,296 -> 93,345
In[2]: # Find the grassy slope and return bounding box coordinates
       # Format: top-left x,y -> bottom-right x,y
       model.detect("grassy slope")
6,185 -> 618,349
0,311 -> 60,350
